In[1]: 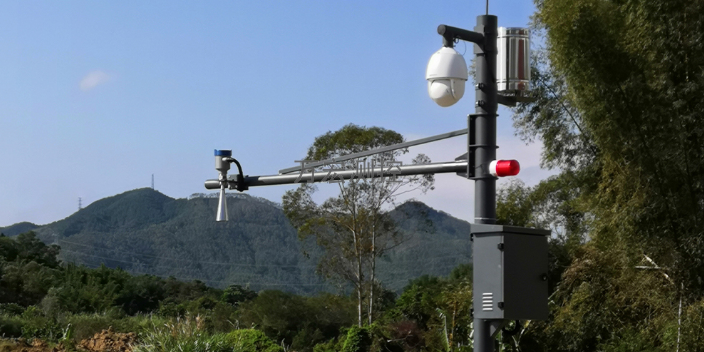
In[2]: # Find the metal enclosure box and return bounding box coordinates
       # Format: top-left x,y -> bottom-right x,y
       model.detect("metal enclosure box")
472,224 -> 549,320
496,27 -> 531,93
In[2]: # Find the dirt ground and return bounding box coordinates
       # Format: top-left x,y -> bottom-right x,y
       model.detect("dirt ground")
0,328 -> 138,352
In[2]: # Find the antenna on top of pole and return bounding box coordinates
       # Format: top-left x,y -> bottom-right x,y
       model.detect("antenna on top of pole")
486,0 -> 489,15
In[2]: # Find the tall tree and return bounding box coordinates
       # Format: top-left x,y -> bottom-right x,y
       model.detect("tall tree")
282,124 -> 433,326
536,0 -> 704,290
507,0 -> 704,349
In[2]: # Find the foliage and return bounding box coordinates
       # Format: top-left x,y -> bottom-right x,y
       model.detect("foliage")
3,188 -> 471,297
0,314 -> 23,338
222,284 -> 257,307
0,232 -> 61,269
225,329 -> 283,352
342,325 -> 371,352
237,290 -> 355,352
0,232 -> 61,307
383,271 -> 473,352
283,124 -> 434,326
133,316 -> 282,352
133,315 -> 232,352
498,0 -> 704,349
313,337 -> 345,352
536,0 -> 704,286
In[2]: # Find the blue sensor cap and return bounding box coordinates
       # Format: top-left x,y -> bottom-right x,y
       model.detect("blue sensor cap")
214,149 -> 232,157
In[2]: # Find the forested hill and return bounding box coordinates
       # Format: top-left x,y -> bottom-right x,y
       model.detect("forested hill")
2,188 -> 471,294
0,221 -> 39,237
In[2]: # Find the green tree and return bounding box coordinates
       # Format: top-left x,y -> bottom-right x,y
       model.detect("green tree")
536,0 -> 704,285
0,232 -> 61,306
507,0 -> 704,349
222,284 -> 257,306
283,124 -> 434,326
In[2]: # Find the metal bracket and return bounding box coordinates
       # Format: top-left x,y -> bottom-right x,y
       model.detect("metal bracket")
489,320 -> 508,338
497,95 -> 517,107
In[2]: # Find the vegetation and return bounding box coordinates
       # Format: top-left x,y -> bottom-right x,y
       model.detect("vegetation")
0,231 -> 475,351
283,124 -> 435,326
2,0 -> 702,350
495,0 -> 704,350
0,188 -> 471,296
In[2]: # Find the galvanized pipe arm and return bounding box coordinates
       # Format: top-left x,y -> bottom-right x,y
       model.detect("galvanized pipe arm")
204,160 -> 468,191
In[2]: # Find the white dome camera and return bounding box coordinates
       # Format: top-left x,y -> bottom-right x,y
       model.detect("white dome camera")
426,47 -> 468,107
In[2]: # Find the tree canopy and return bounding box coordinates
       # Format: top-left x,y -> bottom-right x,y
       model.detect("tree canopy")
283,124 -> 434,326
500,0 -> 704,350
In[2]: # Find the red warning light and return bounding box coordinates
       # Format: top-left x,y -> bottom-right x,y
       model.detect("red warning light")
490,160 -> 520,177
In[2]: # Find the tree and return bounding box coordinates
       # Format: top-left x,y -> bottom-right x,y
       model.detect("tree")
537,0 -> 704,283
283,124 -> 434,326
222,284 -> 257,306
505,0 -> 704,349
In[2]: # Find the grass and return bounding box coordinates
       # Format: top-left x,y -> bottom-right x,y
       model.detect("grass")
132,315 -> 283,352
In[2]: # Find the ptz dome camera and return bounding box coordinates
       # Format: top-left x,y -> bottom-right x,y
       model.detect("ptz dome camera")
426,47 -> 468,107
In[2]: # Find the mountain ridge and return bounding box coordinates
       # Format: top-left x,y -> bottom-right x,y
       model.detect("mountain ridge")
2,188 -> 472,294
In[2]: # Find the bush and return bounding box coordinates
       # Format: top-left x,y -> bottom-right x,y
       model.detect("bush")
133,315 -> 231,352
225,329 -> 283,352
0,314 -> 23,338
0,303 -> 24,316
313,337 -> 345,352
19,306 -> 61,340
342,326 -> 371,352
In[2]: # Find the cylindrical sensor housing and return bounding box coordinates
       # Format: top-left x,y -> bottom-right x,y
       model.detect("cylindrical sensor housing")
497,27 -> 530,93
215,149 -> 232,173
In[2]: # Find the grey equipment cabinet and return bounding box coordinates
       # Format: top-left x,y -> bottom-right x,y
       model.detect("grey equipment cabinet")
472,224 -> 550,320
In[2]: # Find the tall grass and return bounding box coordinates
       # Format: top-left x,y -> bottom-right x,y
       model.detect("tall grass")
133,315 -> 233,352
0,309 -> 164,342
132,315 -> 283,352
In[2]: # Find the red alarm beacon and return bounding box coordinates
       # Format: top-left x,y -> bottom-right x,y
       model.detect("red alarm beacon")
489,160 -> 520,177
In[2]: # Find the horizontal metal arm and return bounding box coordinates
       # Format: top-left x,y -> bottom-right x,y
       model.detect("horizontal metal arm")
438,25 -> 484,47
278,128 -> 468,175
205,160 -> 468,190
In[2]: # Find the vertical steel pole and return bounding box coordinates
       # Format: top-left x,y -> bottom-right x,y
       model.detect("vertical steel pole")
473,14 -> 499,352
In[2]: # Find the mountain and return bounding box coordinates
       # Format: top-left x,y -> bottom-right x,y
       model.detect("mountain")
0,221 -> 39,237
9,188 -> 472,294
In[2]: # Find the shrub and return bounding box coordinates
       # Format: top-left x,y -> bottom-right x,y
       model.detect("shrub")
313,337 -> 345,352
225,329 -> 283,352
0,314 -> 23,338
342,326 -> 371,352
0,303 -> 24,316
133,315 -> 231,352
19,306 -> 61,340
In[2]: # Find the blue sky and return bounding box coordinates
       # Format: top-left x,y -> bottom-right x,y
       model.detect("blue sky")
0,0 -> 552,227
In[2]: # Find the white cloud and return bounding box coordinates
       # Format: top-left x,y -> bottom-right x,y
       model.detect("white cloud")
79,70 -> 111,91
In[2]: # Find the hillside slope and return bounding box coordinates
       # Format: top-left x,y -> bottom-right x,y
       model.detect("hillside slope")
13,188 -> 471,294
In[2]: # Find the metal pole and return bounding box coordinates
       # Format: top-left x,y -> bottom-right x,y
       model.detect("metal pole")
205,160 -> 468,190
473,14 -> 499,352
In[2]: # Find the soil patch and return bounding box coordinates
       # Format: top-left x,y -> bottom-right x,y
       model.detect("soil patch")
0,328 -> 138,352
78,328 -> 137,352
0,338 -> 63,352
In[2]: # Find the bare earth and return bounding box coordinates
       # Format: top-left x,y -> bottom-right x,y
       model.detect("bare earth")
1,328 -> 137,352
